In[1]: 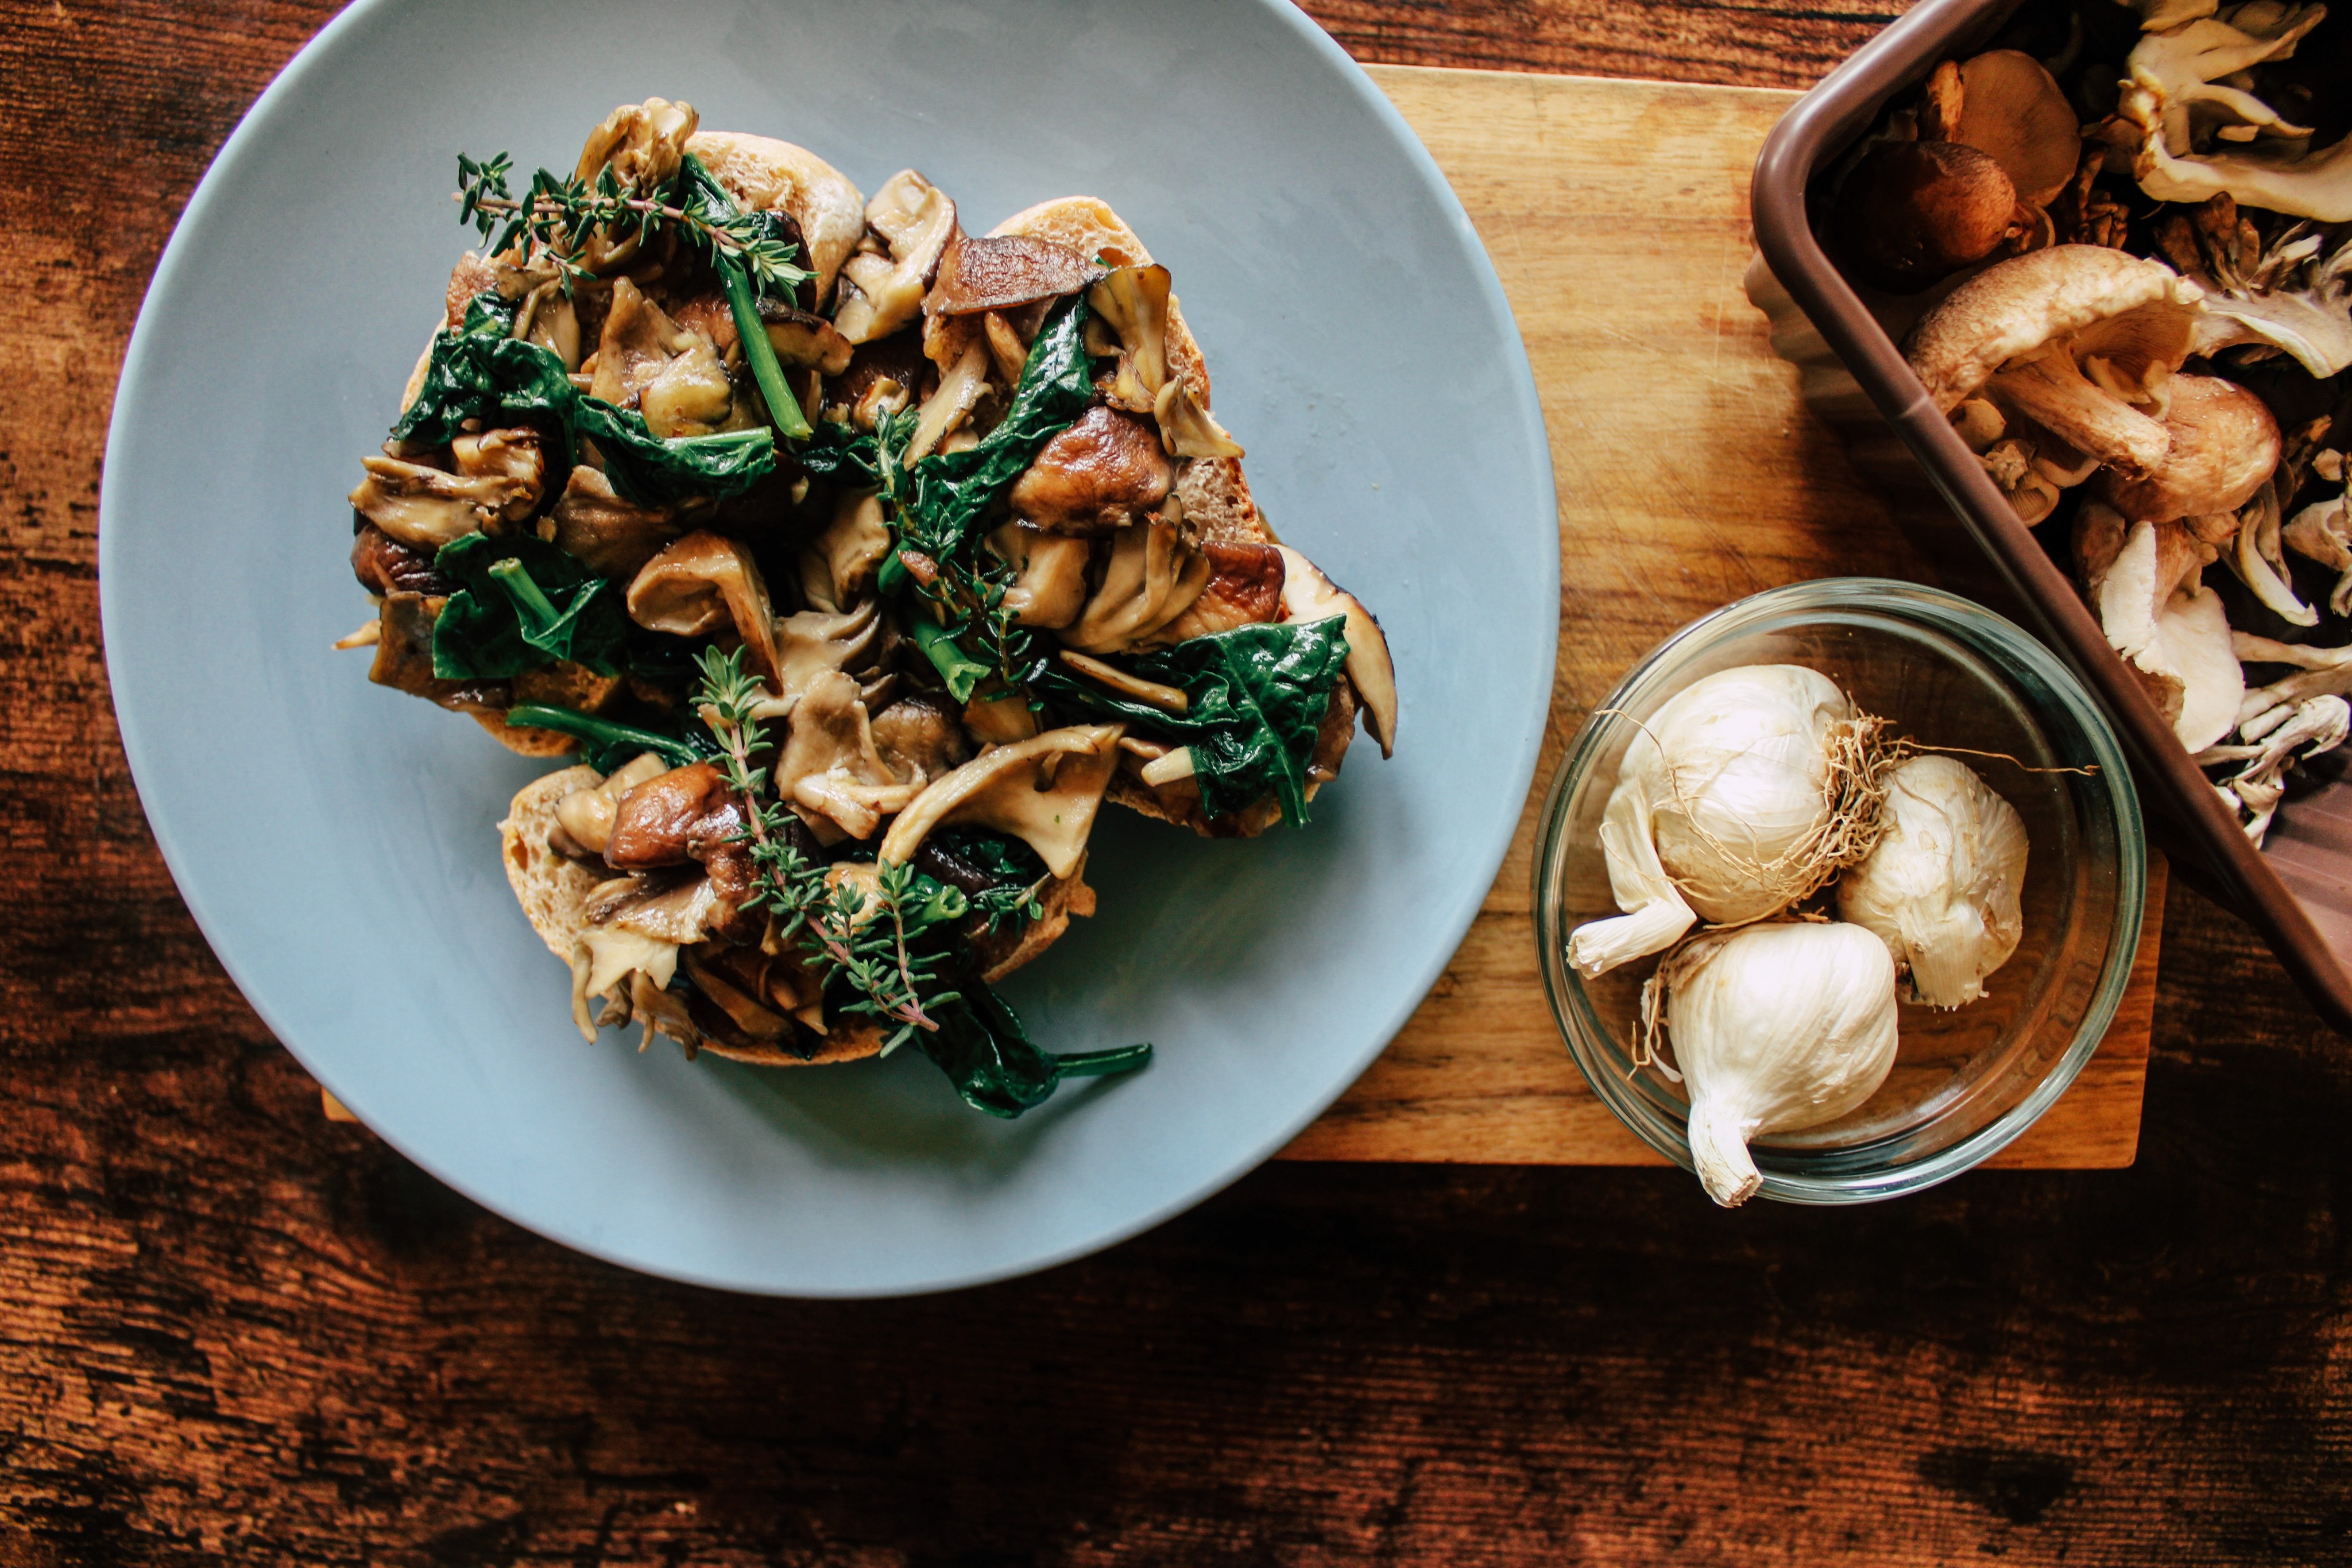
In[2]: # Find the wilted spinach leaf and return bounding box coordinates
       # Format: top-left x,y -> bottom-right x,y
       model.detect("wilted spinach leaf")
1032,616 -> 1351,826
392,294 -> 776,506
431,533 -> 630,679
922,981 -> 1150,1119
503,705 -> 713,773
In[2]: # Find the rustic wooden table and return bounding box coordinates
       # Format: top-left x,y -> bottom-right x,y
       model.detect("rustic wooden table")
6,1 -> 2347,1562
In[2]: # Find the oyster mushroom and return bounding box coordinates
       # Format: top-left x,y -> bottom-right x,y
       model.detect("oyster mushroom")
833,171 -> 958,345
1276,546 -> 1399,758
2197,693 -> 2352,846
1157,541 -> 1287,642
879,726 -> 1126,879
767,598 -> 883,716
988,522 -> 1092,629
2091,373 -> 2282,520
553,752 -> 671,860
772,670 -> 918,841
349,451 -> 540,550
1086,265 -> 1173,411
2231,473 -> 2319,627
550,466 -> 684,580
625,532 -> 783,687
755,299 -> 855,375
926,235 -> 1105,317
2079,505 -> 2242,748
571,99 -> 699,274
1907,246 -> 2204,487
1009,406 -> 1176,535
2284,491 -> 2352,614
869,694 -> 973,784
2162,202 -> 2352,378
2118,4 -> 2351,221
801,490 -> 891,612
2236,633 -> 2352,734
1062,514 -> 1211,655
590,278 -> 734,438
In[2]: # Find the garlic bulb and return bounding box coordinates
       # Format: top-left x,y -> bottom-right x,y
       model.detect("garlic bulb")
1653,922 -> 1900,1206
1836,756 -> 2028,1009
1570,665 -> 1855,977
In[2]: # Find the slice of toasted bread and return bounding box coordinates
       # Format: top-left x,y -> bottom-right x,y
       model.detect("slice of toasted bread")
501,765 -> 887,1067
992,197 -> 1355,834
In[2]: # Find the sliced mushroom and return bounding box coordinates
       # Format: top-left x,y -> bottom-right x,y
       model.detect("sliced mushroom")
604,762 -> 746,870
1152,375 -> 1245,460
625,532 -> 783,687
349,454 -> 533,551
926,234 -> 1105,317
964,688 -> 1042,745
773,670 -> 918,841
590,278 -> 734,438
1156,541 -> 1286,643
2230,476 -> 2318,627
755,299 -> 856,374
801,490 -> 892,612
550,464 -> 685,580
1908,246 -> 2204,485
879,725 -> 1125,880
2091,374 -> 2282,521
448,429 -> 546,523
1008,406 -> 1175,535
1085,265 -> 1173,411
1275,547 -> 1398,758
988,522 -> 1092,629
571,99 -> 700,274
904,340 -> 991,464
554,752 -> 672,860
1062,514 -> 1212,655
833,171 -> 958,345
766,598 -> 883,717
870,693 -> 973,783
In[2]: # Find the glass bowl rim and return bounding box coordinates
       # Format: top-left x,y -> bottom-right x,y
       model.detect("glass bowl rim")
1533,576 -> 2148,1205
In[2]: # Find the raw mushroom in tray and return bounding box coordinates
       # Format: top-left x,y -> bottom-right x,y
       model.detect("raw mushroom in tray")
1819,9 -> 2352,849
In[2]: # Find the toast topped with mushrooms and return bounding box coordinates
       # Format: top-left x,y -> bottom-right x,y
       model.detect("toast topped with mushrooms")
339,99 -> 1398,1117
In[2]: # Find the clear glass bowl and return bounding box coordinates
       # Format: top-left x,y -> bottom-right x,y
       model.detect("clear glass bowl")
1534,579 -> 2146,1204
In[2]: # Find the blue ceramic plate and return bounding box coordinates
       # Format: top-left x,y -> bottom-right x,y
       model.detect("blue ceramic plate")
100,0 -> 1557,1295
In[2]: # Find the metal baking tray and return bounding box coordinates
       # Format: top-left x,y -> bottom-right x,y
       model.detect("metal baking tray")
1746,0 -> 2352,1032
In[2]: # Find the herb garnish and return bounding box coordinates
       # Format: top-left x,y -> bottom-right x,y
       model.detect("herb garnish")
691,647 -> 1150,1114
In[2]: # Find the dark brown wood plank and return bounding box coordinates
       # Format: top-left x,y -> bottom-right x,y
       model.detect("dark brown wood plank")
7,1 -> 2351,1563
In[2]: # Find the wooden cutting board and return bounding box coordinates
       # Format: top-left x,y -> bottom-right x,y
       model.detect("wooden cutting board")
1277,65 -> 2158,1169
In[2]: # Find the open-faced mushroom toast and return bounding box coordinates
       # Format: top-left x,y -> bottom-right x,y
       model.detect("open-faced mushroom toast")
339,99 -> 1398,1116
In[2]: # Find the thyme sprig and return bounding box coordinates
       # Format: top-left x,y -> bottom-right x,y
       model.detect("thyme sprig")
454,152 -> 813,301
691,648 -> 964,1052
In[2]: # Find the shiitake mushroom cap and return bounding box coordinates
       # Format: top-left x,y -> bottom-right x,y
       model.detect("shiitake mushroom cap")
1833,140 -> 2019,293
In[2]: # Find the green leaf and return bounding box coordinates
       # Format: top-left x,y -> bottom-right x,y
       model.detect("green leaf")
922,982 -> 1151,1118
503,706 -> 710,774
1032,617 -> 1352,826
431,534 -> 630,679
390,305 -> 777,506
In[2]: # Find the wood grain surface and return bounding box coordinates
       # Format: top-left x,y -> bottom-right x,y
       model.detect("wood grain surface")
1280,67 -> 2154,1168
10,2 -> 2352,1564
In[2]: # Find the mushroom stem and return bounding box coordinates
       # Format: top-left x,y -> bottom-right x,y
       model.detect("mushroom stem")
1990,354 -> 2172,478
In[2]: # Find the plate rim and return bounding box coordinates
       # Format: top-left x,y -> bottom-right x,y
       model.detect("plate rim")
98,0 -> 1561,1296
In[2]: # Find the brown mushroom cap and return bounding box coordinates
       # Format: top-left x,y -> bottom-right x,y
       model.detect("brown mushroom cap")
926,235 -> 1107,317
2091,374 -> 2284,522
1951,51 -> 2082,209
1908,246 -> 2203,478
1833,140 -> 2020,292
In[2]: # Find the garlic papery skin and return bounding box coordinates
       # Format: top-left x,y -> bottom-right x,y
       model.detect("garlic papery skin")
1836,756 -> 2029,1009
1569,665 -> 1855,978
1655,922 -> 1900,1207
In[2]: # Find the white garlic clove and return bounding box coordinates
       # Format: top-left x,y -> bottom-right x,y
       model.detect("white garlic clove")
1654,922 -> 1900,1207
1836,756 -> 2030,1009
